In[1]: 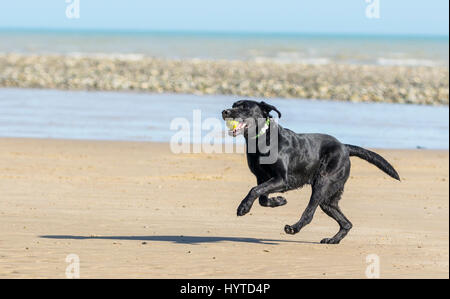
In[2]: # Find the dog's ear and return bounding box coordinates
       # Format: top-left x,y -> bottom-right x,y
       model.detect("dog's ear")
259,101 -> 281,118
232,100 -> 245,108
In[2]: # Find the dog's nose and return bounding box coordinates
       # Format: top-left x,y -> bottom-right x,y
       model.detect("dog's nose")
222,110 -> 231,119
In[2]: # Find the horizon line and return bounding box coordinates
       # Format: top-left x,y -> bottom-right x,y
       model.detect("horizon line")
0,27 -> 448,38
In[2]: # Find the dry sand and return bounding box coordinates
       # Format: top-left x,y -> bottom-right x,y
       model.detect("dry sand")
0,138 -> 448,278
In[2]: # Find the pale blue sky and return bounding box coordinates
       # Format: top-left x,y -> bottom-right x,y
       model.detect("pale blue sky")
0,0 -> 448,35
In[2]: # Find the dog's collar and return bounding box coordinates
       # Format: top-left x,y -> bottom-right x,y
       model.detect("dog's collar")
252,118 -> 271,139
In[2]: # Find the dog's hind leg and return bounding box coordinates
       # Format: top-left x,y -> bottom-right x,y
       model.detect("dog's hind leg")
319,190 -> 352,244
259,195 -> 287,208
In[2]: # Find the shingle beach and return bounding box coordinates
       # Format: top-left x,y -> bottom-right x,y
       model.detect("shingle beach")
1,53 -> 448,105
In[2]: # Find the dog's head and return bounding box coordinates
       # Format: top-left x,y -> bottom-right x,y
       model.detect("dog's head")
222,100 -> 281,137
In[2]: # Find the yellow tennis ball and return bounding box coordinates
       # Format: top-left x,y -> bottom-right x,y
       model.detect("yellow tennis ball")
226,120 -> 239,130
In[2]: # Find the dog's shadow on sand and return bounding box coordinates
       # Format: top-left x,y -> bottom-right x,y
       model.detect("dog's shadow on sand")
40,235 -> 318,245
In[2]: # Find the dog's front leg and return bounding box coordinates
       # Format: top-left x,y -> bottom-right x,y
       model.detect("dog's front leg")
237,178 -> 286,216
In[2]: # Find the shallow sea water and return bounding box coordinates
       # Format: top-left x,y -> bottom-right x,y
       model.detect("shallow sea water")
0,88 -> 448,149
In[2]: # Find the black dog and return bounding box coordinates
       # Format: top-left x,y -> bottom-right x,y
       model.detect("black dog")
222,100 -> 400,244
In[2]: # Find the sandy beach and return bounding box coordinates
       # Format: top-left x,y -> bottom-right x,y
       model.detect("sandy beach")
0,138 -> 448,278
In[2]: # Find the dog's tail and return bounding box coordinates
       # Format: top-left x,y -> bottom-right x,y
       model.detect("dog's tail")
345,145 -> 400,181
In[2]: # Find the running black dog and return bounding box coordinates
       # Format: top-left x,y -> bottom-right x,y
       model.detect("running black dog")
222,100 -> 400,244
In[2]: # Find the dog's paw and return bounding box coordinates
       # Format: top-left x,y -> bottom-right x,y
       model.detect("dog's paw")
260,196 -> 287,208
271,196 -> 287,207
284,225 -> 298,235
320,238 -> 340,244
237,202 -> 251,216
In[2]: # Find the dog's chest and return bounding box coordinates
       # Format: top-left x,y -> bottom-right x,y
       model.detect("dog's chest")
246,154 -> 274,177
246,154 -> 311,189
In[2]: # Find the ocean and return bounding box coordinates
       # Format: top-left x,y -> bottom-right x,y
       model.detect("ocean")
0,29 -> 448,66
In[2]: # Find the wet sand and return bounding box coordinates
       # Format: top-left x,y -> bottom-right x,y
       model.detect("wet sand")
0,138 -> 448,278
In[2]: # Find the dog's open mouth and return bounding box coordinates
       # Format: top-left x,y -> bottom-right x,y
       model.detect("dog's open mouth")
226,120 -> 248,137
